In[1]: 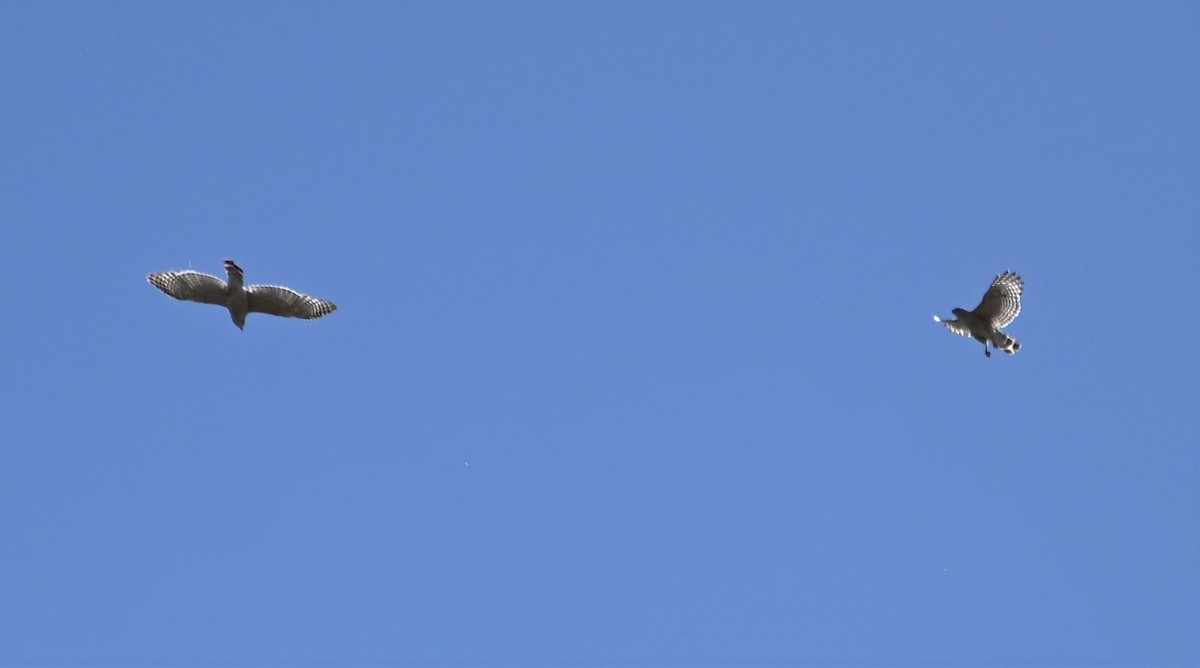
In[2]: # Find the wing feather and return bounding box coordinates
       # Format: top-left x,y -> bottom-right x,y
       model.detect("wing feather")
936,316 -> 975,339
972,271 -> 1024,329
147,271 -> 228,306
246,285 -> 337,320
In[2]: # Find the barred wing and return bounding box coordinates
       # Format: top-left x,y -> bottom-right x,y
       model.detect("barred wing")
935,315 -> 975,338
147,271 -> 228,306
246,285 -> 337,320
973,271 -> 1024,329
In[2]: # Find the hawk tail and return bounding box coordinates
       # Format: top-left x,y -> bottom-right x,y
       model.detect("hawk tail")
990,331 -> 1021,355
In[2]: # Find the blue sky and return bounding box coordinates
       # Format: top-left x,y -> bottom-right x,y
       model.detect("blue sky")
1,1 -> 1196,665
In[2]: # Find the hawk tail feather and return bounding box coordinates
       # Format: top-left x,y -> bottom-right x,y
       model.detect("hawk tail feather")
990,331 -> 1021,355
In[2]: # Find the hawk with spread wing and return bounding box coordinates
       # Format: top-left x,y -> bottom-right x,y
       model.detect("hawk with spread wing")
148,260 -> 337,330
934,271 -> 1024,357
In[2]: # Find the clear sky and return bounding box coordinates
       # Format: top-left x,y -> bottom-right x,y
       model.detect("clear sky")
1,2 -> 1196,665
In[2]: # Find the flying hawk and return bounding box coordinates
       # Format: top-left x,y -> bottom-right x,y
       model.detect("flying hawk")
934,271 -> 1024,357
148,260 -> 336,330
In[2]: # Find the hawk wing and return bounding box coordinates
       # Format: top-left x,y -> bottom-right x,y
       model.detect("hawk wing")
246,285 -> 338,320
147,270 -> 228,306
971,271 -> 1024,329
937,316 -> 975,339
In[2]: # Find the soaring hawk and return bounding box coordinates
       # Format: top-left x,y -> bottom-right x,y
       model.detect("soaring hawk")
934,271 -> 1024,357
148,260 -> 337,330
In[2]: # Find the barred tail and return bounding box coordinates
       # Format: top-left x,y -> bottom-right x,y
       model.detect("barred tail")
224,259 -> 245,288
990,331 -> 1021,355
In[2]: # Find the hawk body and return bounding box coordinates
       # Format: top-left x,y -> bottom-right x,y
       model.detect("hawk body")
935,271 -> 1024,357
148,260 -> 336,330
